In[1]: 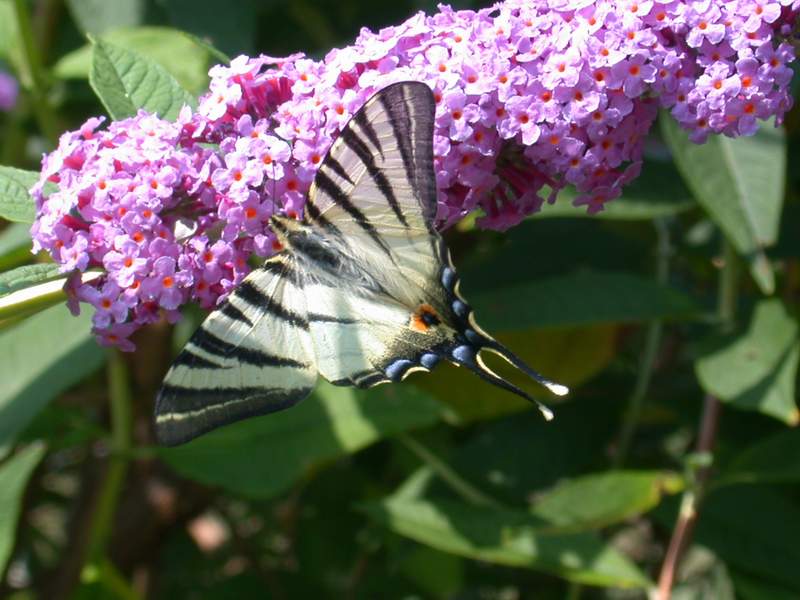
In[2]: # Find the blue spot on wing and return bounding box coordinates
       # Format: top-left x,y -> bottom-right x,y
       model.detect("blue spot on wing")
385,359 -> 415,381
420,353 -> 440,369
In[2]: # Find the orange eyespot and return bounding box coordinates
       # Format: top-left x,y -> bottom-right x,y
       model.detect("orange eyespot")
410,303 -> 440,332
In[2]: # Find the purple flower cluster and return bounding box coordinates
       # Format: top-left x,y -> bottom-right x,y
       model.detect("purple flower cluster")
190,0 -> 798,222
30,112 -> 254,350
0,70 -> 18,112
31,0 -> 799,350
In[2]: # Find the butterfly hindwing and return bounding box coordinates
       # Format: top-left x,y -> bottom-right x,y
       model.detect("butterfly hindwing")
155,256 -> 317,446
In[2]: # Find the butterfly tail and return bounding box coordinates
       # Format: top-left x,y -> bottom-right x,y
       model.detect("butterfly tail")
480,340 -> 570,398
448,339 -> 564,422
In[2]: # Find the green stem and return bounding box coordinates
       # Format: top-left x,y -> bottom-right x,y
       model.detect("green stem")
80,350 -> 135,593
11,0 -> 59,144
614,218 -> 671,467
396,433 -> 504,509
0,272 -> 103,326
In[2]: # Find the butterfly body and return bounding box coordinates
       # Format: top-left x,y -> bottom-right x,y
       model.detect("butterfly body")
155,81 -> 567,446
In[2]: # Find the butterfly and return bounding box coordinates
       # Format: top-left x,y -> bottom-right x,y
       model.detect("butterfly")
155,81 -> 568,446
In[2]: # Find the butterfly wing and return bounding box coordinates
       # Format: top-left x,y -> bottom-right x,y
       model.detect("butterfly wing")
154,254 -> 317,446
304,82 -> 443,306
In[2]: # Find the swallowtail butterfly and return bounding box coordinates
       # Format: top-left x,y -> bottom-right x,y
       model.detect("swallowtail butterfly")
155,81 -> 568,446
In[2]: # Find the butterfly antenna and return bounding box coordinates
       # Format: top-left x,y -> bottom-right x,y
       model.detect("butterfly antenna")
451,345 -> 555,421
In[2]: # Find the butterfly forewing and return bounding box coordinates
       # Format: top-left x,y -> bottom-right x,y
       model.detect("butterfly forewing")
308,81 -> 437,232
305,82 -> 443,309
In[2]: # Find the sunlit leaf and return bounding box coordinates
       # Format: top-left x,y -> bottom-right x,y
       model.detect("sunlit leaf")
0,166 -> 38,223
0,305 -> 105,447
531,470 -> 684,532
161,382 -> 444,498
695,299 -> 799,424
661,115 -> 785,294
0,443 -> 46,574
55,26 -> 210,94
0,264 -> 61,296
361,495 -> 652,588
89,37 -> 197,121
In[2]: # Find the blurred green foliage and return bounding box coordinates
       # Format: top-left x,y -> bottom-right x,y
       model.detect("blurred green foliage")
0,0 -> 798,599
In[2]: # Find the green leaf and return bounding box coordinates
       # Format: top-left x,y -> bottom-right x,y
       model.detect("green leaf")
398,547 -> 464,598
531,470 -> 684,532
687,485 -> 800,592
661,115 -> 785,294
89,37 -> 197,121
66,0 -> 145,34
538,160 -> 695,220
459,219 -> 648,290
0,304 -> 105,448
161,382 -> 444,498
0,264 -> 62,296
695,299 -> 799,424
732,571 -> 800,600
0,443 -> 46,574
431,402 -> 621,503
0,223 -> 34,272
718,429 -> 800,486
472,270 -> 698,331
0,166 -> 38,223
54,26 -> 210,94
360,496 -> 652,588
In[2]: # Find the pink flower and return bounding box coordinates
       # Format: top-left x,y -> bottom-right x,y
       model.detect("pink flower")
31,0 -> 799,349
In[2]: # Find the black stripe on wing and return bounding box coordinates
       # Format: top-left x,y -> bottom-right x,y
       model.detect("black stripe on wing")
188,327 -> 309,369
378,82 -> 438,230
354,109 -> 384,159
261,257 -> 304,288
324,156 -> 356,185
236,280 -> 310,330
220,302 -> 253,327
340,122 -> 409,227
155,384 -> 312,446
313,169 -> 393,258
